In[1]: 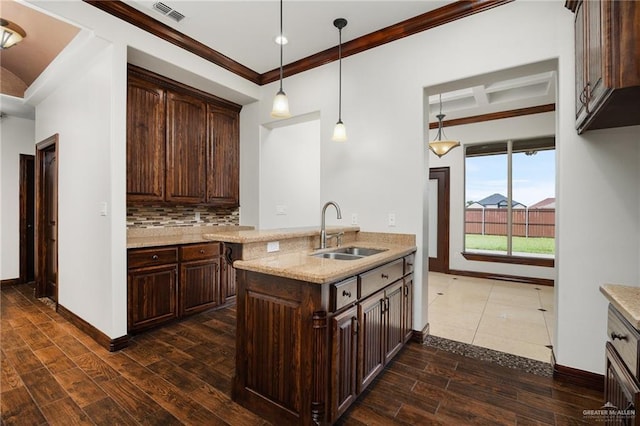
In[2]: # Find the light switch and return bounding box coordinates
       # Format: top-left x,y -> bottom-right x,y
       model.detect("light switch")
100,201 -> 108,216
351,213 -> 358,225
388,213 -> 396,227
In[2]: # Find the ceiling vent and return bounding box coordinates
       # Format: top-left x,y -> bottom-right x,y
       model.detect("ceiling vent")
152,2 -> 185,23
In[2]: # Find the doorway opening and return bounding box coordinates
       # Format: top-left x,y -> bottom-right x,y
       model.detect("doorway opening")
35,134 -> 59,303
19,154 -> 36,284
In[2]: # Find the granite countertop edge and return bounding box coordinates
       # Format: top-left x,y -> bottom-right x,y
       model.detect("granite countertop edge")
600,284 -> 640,329
233,243 -> 417,284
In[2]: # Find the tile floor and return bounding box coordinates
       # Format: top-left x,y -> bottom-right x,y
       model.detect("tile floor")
428,272 -> 555,363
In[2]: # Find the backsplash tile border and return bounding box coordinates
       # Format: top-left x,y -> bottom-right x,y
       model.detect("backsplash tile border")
127,204 -> 239,229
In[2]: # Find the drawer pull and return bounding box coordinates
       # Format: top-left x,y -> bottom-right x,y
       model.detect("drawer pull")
407,262 -> 413,267
342,290 -> 352,298
152,255 -> 159,261
381,274 -> 389,279
611,332 -> 628,341
199,249 -> 205,254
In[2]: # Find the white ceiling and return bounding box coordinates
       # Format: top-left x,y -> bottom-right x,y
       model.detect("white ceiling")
125,0 -> 450,74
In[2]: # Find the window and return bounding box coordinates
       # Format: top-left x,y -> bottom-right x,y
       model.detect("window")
464,137 -> 555,265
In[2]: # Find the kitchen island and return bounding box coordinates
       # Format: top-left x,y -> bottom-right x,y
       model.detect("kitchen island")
212,227 -> 416,425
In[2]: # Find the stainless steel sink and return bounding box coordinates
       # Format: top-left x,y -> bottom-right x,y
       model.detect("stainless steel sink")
312,252 -> 363,260
332,247 -> 386,256
310,246 -> 387,260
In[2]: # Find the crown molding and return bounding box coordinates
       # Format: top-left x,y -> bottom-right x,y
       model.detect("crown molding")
83,0 -> 513,86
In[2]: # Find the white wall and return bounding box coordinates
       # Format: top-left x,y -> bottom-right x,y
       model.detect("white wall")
242,1 -> 640,373
35,40 -> 128,339
259,119 -> 321,229
430,111 -> 557,280
0,116 -> 35,280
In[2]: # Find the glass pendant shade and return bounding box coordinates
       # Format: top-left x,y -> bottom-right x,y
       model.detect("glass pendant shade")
332,120 -> 347,142
429,140 -> 460,158
0,19 -> 26,49
271,89 -> 291,118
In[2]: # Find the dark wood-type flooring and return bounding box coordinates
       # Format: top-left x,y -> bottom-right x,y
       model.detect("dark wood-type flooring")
1,283 -> 602,425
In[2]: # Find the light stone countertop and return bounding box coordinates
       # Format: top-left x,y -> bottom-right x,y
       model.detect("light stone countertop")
601,284 -> 640,329
202,225 -> 360,244
233,240 -> 416,284
127,225 -> 254,248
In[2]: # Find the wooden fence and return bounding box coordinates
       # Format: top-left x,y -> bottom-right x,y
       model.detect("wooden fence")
465,208 -> 555,238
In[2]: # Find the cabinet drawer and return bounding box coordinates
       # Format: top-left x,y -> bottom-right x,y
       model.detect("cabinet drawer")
331,278 -> 358,312
608,304 -> 640,379
404,253 -> 415,275
128,247 -> 178,269
180,242 -> 221,261
359,259 -> 403,299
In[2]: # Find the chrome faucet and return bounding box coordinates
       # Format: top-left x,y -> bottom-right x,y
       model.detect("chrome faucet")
320,201 -> 342,249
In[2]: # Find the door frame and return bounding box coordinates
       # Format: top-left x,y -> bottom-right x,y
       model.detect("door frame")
35,134 -> 59,300
19,154 -> 35,284
428,167 -> 451,273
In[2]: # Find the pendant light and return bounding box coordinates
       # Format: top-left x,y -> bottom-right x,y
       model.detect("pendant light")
429,94 -> 460,157
331,18 -> 347,142
271,0 -> 291,118
0,18 -> 26,50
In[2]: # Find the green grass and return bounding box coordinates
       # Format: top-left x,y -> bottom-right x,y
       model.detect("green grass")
465,234 -> 555,255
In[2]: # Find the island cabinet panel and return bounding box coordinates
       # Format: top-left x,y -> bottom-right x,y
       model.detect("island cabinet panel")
206,105 -> 240,206
358,291 -> 385,393
233,251 -> 416,425
128,264 -> 178,332
126,75 -> 165,202
166,91 -> 206,204
331,306 -> 358,421
221,258 -> 236,303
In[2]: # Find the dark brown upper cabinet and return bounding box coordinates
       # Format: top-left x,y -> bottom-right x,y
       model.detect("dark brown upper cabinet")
127,65 -> 242,206
206,105 -> 240,206
166,91 -> 207,204
126,75 -> 166,202
567,0 -> 640,133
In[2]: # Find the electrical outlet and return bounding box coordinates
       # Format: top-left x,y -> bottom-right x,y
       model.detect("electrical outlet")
99,201 -> 108,216
195,212 -> 201,222
388,213 -> 396,227
276,205 -> 287,215
267,241 -> 280,252
351,213 -> 358,225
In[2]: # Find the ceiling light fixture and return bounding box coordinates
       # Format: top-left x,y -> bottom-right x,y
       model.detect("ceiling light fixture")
0,18 -> 26,50
271,0 -> 291,118
429,94 -> 460,157
332,18 -> 348,142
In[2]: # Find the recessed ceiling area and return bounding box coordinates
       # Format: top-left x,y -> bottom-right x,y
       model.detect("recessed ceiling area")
0,0 -> 80,98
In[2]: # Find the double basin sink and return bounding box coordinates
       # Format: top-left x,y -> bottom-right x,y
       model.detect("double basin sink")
311,246 -> 387,261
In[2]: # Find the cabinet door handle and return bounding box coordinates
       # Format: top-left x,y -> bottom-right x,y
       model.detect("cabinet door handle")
152,254 -> 159,261
381,299 -> 386,313
611,332 -> 627,341
342,290 -> 352,298
199,249 -> 205,254
352,318 -> 359,335
381,273 -> 389,279
407,262 -> 413,267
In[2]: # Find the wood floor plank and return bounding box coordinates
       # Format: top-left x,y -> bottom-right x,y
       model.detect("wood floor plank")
147,358 -> 201,393
39,396 -> 93,425
0,386 -> 47,425
53,367 -> 108,408
0,351 -> 23,390
72,352 -> 120,383
83,396 -> 139,425
34,345 -> 76,374
100,376 -> 170,423
188,382 -> 269,426
21,367 -> 68,406
52,334 -> 90,358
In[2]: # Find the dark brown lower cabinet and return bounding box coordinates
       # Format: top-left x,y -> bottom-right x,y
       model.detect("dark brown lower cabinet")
605,342 -> 640,425
221,257 -> 236,303
233,251 -> 416,425
331,306 -> 358,420
358,291 -> 384,392
128,241 -> 229,333
128,264 -> 178,332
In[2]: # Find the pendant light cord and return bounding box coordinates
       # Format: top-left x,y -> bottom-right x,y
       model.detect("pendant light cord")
338,26 -> 342,121
279,0 -> 284,91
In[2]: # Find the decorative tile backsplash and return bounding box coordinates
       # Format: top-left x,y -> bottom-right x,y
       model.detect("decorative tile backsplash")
127,204 -> 240,228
